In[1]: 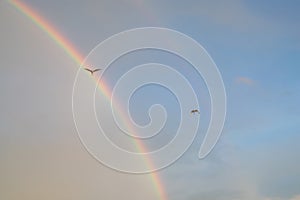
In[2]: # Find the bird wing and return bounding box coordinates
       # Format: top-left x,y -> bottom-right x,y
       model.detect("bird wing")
84,68 -> 93,73
191,109 -> 199,114
92,68 -> 102,72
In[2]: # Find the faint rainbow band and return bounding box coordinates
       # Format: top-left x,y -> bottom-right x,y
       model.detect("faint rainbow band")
8,0 -> 167,199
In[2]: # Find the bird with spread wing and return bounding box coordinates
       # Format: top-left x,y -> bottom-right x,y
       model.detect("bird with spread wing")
84,67 -> 102,75
190,109 -> 200,114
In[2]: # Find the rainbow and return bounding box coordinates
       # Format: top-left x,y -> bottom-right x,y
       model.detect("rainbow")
8,0 -> 167,199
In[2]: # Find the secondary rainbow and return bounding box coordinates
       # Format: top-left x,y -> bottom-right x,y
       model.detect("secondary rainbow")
9,0 -> 167,199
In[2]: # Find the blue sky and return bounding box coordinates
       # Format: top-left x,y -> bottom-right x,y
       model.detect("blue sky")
0,0 -> 299,199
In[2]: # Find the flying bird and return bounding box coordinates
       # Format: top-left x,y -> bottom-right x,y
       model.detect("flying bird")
84,67 -> 102,75
190,109 -> 200,114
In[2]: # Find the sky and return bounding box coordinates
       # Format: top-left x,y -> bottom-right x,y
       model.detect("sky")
0,0 -> 300,200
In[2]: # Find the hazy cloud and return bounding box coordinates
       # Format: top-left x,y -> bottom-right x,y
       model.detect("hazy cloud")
291,195 -> 300,200
236,76 -> 256,86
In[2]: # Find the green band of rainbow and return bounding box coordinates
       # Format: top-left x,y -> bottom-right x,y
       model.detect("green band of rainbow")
9,0 -> 167,199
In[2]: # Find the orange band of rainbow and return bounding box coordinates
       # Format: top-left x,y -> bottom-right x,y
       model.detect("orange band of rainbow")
9,0 -> 167,199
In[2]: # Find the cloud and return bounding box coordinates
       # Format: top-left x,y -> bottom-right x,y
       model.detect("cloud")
0,5 -> 160,199
164,125 -> 300,200
152,0 -> 276,33
290,195 -> 300,200
235,76 -> 256,86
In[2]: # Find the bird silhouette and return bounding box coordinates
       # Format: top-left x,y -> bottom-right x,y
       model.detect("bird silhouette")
84,67 -> 102,75
190,109 -> 200,114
